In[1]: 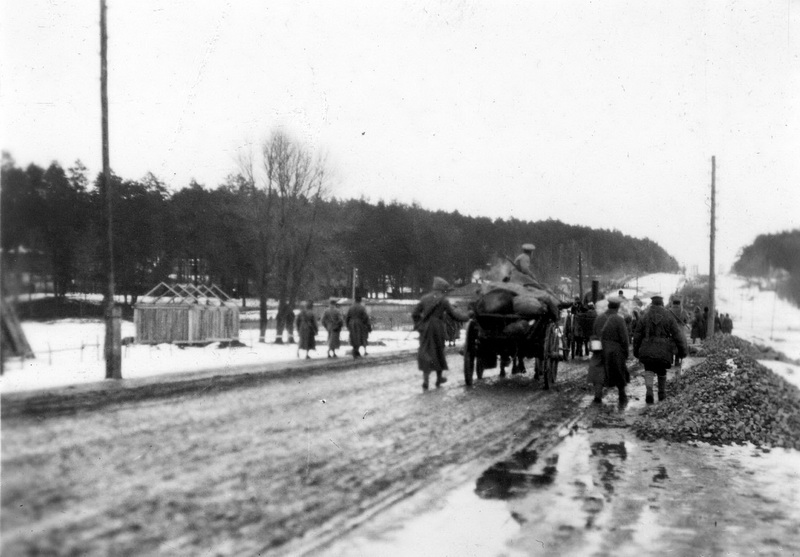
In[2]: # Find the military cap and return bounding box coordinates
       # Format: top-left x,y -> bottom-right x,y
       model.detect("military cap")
432,276 -> 451,292
522,243 -> 536,251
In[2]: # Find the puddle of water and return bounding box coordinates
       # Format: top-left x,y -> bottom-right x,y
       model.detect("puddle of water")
323,413 -> 800,556
475,449 -> 559,500
322,482 -> 526,557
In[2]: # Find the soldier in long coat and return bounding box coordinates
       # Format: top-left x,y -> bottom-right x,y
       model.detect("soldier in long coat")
669,299 -> 690,365
690,306 -> 704,344
321,298 -> 344,358
411,277 -> 470,390
345,295 -> 371,359
634,295 -> 688,403
592,297 -> 630,404
722,313 -> 733,334
296,301 -> 318,359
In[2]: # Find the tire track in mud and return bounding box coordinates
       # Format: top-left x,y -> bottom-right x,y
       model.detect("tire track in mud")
2,354 -> 594,556
282,362 -> 593,557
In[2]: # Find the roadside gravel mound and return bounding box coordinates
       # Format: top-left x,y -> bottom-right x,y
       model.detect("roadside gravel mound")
633,347 -> 800,450
692,332 -> 789,362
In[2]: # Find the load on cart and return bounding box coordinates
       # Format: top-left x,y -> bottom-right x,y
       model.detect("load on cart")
463,273 -> 569,390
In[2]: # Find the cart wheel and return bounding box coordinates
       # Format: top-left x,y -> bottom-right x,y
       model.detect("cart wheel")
543,361 -> 550,390
545,323 -> 561,389
463,346 -> 475,386
547,357 -> 559,387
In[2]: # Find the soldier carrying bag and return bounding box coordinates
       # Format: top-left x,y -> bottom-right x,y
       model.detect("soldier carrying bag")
587,318 -> 610,385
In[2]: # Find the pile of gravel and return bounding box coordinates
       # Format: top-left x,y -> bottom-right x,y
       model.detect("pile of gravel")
692,332 -> 789,362
633,347 -> 800,449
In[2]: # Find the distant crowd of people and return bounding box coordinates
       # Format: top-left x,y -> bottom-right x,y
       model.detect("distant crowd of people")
280,238 -> 736,401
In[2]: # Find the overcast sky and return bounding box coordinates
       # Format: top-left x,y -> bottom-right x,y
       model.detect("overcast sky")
2,0 -> 799,272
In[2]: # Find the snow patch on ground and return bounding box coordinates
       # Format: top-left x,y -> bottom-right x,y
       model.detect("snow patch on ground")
1,321 -> 419,394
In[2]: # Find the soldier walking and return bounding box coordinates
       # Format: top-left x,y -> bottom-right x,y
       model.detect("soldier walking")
321,298 -> 344,358
633,295 -> 688,404
412,277 -> 470,390
345,295 -> 371,359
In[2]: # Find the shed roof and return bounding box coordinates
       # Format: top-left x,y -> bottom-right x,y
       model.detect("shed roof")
136,283 -> 237,307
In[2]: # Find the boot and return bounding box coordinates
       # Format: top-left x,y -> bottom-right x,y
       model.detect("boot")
435,371 -> 447,387
422,372 -> 430,390
644,370 -> 655,404
618,388 -> 628,405
658,375 -> 667,401
593,383 -> 603,404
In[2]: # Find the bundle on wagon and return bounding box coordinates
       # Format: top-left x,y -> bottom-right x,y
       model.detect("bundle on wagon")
461,278 -> 571,389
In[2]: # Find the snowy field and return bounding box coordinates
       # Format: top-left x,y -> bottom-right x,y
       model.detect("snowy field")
2,272 -> 799,394
1,322 -> 420,394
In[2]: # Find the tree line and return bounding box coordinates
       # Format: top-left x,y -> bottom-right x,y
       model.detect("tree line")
733,229 -> 800,306
2,132 -> 680,337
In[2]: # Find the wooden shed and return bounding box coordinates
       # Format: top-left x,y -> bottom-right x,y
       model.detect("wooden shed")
134,283 -> 239,345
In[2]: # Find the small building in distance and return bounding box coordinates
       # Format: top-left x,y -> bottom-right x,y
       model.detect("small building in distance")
134,283 -> 239,345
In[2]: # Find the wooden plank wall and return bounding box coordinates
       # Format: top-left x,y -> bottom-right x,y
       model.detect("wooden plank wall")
135,306 -> 240,344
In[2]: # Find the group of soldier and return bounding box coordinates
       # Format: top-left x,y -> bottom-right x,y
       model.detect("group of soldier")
289,238 -> 736,400
294,296 -> 372,360
587,292 -> 740,405
590,294 -> 690,405
690,306 -> 734,343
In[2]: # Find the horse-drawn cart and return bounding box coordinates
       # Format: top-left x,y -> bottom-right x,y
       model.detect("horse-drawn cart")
462,306 -> 564,389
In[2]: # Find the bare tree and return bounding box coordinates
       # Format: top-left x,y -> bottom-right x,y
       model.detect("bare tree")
238,130 -> 329,342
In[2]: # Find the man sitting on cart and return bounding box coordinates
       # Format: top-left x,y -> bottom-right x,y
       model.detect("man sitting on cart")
510,243 -> 545,290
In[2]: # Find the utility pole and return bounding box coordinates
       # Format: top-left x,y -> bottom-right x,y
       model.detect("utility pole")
578,251 -> 584,302
706,156 -> 716,340
101,0 -> 121,379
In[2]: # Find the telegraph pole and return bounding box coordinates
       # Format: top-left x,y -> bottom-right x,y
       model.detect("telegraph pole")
578,252 -> 584,302
101,0 -> 121,378
706,156 -> 716,340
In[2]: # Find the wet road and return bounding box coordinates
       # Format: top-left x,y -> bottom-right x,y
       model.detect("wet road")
324,367 -> 800,557
2,353 -> 590,556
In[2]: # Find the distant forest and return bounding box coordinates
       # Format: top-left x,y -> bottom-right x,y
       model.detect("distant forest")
1,150 -> 679,308
733,229 -> 800,306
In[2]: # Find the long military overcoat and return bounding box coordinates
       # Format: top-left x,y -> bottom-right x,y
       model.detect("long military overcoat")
412,292 -> 469,373
593,308 -> 630,389
321,306 -> 343,350
345,302 -> 371,349
296,308 -> 318,350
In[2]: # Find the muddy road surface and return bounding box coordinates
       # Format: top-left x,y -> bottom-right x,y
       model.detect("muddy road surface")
2,353 -> 589,556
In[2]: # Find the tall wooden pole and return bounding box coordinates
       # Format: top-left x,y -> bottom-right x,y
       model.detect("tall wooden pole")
706,156 -> 716,340
101,0 -> 121,379
578,251 -> 584,303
